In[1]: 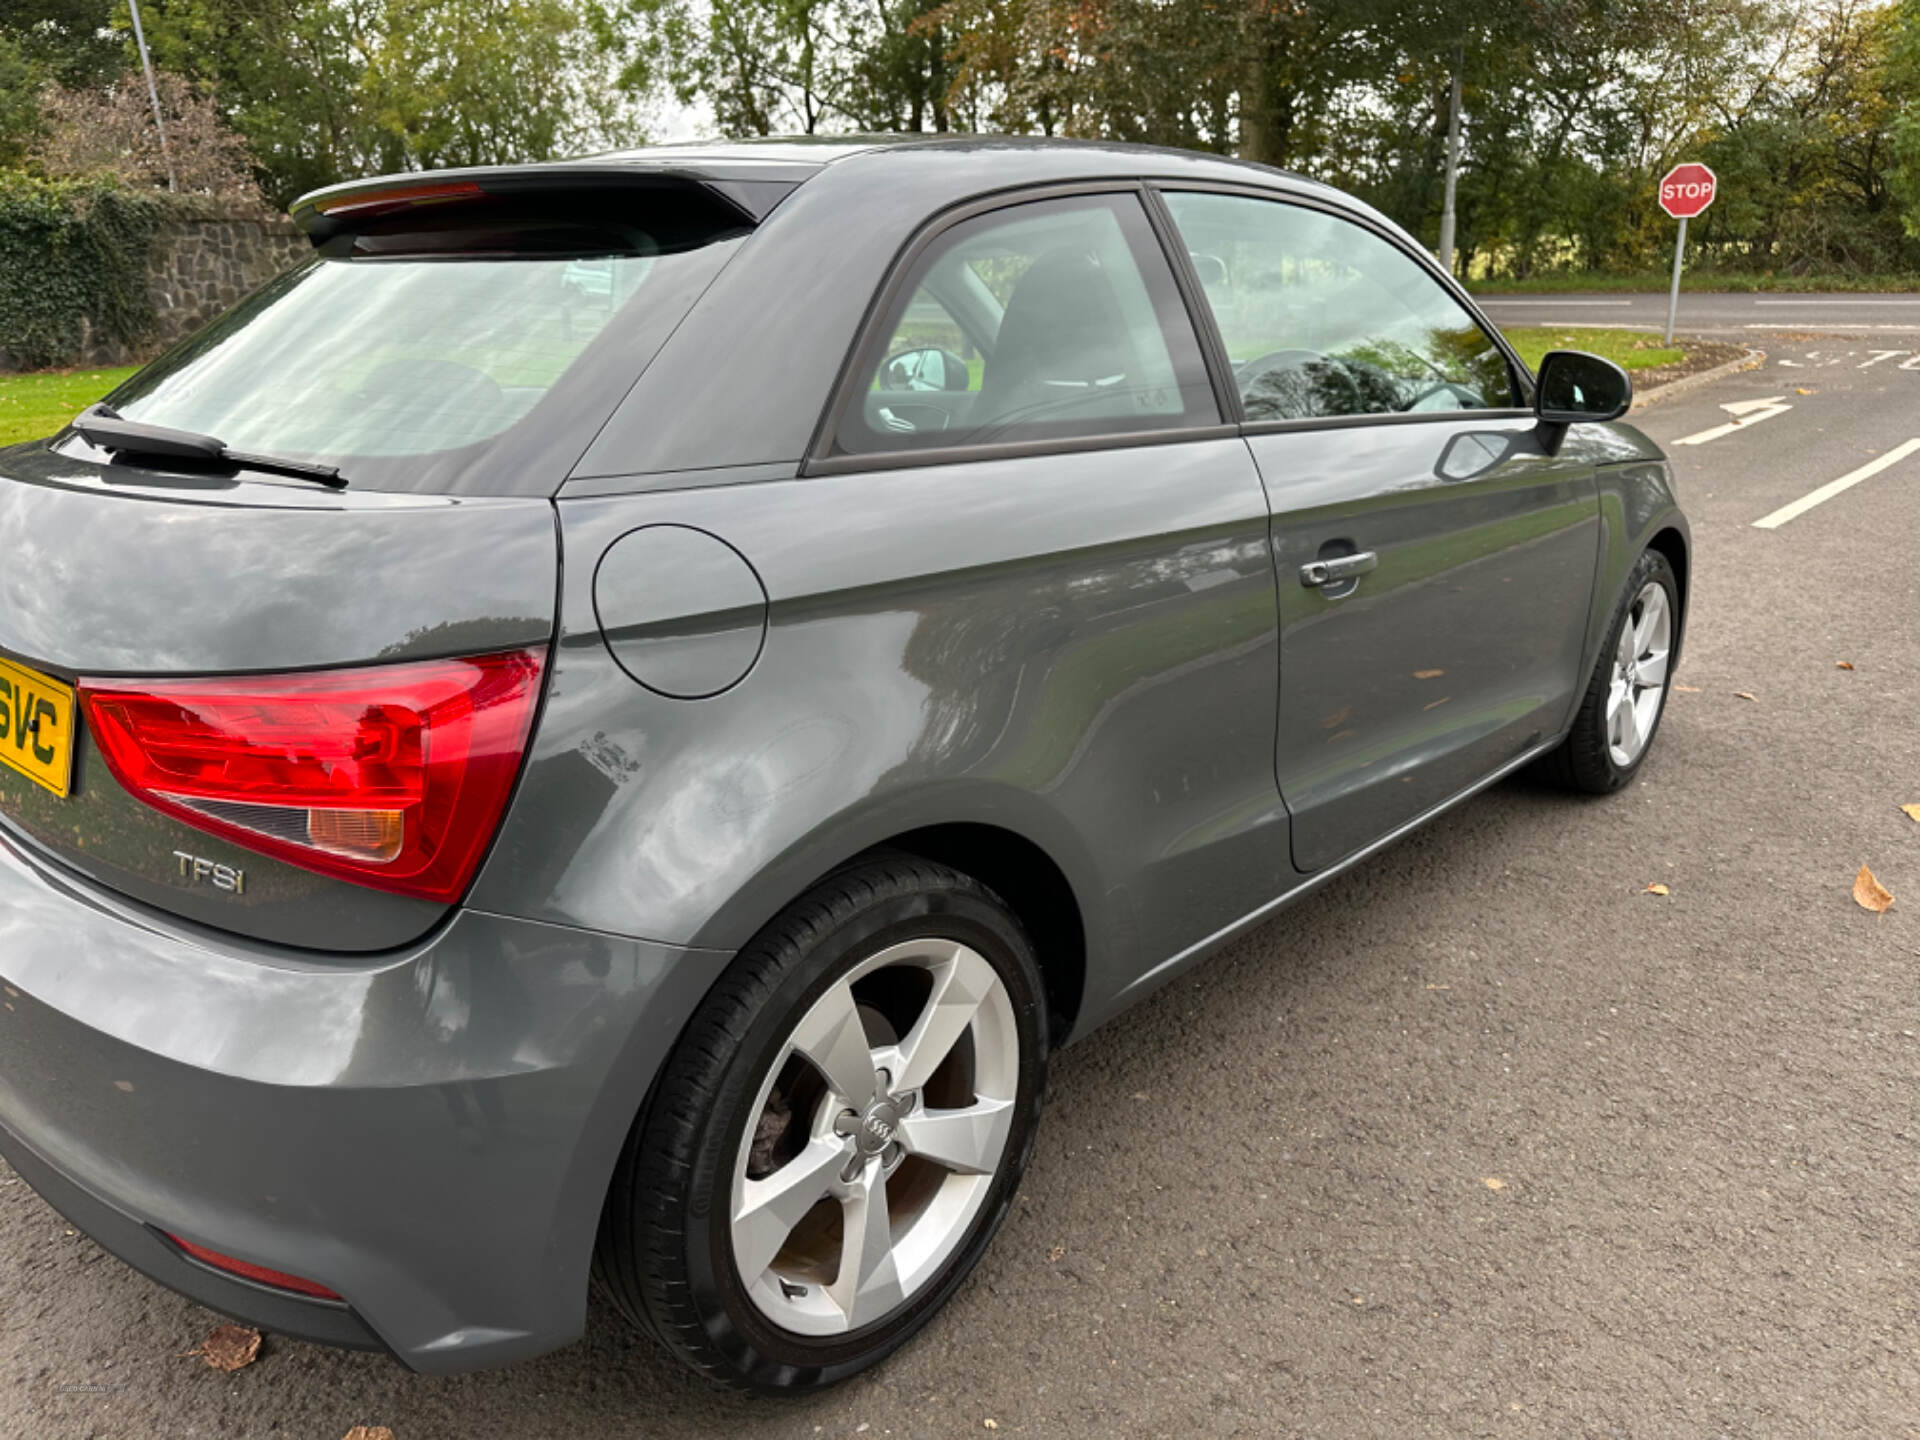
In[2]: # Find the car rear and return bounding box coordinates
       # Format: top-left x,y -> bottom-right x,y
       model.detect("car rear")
0,165 -> 775,1368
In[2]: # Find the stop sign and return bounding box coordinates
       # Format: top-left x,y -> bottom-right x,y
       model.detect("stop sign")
1659,163 -> 1717,219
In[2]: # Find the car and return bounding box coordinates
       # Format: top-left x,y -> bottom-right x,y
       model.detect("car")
0,135 -> 1687,1393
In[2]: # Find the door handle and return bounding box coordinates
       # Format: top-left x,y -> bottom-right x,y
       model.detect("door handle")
1300,551 -> 1378,588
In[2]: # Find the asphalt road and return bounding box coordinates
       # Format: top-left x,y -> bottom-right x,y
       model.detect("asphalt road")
9,321 -> 1920,1438
1476,289 -> 1920,336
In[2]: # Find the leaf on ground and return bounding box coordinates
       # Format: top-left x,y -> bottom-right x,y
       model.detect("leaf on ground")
1414,669 -> 1444,679
1674,684 -> 1701,693
343,1429 -> 397,1440
1482,1177 -> 1505,1190
1836,661 -> 1855,670
1643,882 -> 1670,896
1794,387 -> 1815,395
1901,804 -> 1920,824
198,1323 -> 261,1373
1853,865 -> 1895,914
1048,1244 -> 1065,1262
1734,691 -> 1757,702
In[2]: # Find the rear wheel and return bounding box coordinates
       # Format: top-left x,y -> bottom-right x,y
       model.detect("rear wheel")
597,857 -> 1048,1391
1546,547 -> 1678,793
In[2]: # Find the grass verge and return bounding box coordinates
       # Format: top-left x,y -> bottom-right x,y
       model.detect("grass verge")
0,366 -> 138,447
1497,327 -> 1685,372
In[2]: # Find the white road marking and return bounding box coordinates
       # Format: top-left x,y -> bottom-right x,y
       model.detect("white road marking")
1751,298 -> 1920,305
1744,323 -> 1920,330
1903,354 -> 1920,370
1477,299 -> 1634,306
1673,396 -> 1793,446
1860,350 -> 1907,368
1752,438 -> 1920,529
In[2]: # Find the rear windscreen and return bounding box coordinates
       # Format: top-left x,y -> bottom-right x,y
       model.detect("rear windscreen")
97,199 -> 750,494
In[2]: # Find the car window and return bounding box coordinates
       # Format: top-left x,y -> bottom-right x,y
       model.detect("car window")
1161,192 -> 1518,423
834,193 -> 1218,455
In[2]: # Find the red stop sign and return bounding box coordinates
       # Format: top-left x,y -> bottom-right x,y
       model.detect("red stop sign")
1659,163 -> 1717,219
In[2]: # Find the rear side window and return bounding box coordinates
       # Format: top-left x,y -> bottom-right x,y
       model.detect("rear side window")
1161,191 -> 1518,422
832,193 -> 1218,456
102,197 -> 749,493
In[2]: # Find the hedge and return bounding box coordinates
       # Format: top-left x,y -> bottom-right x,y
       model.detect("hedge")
0,172 -> 167,370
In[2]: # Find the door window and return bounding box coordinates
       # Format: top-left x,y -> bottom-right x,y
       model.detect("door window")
1161,192 -> 1518,423
833,193 -> 1218,455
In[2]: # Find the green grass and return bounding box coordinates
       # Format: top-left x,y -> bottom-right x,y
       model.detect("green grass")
0,366 -> 138,447
1469,271 -> 1920,295
1498,326 -> 1684,372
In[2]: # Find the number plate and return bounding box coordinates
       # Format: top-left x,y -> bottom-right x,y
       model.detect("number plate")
0,656 -> 76,798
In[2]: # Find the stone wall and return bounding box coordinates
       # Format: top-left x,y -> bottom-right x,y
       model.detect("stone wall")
71,211 -> 310,367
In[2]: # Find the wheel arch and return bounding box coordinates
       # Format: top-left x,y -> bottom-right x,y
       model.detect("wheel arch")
1645,524 -> 1690,670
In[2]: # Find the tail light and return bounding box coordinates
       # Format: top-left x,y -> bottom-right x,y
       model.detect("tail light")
81,649 -> 544,903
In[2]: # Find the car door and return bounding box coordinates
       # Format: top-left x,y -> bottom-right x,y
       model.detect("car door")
789,188 -> 1290,974
1159,189 -> 1601,874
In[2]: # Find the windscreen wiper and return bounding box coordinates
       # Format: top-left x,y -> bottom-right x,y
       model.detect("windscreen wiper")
70,404 -> 348,489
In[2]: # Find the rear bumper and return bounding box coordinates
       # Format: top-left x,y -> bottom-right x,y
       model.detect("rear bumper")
0,823 -> 729,1372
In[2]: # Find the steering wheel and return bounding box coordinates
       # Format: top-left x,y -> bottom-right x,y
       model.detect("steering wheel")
1403,379 -> 1475,413
1235,349 -> 1363,419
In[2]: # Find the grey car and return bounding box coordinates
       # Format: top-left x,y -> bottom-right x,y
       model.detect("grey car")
0,136 -> 1686,1392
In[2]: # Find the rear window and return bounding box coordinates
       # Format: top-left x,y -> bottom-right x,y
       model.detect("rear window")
99,198 -> 749,494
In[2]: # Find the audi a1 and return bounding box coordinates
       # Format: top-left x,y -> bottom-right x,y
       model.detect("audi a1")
0,136 -> 1687,1391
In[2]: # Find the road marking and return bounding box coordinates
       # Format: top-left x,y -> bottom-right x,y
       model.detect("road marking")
1861,350 -> 1907,368
1673,396 -> 1793,446
1751,299 -> 1920,305
1476,299 -> 1634,306
1746,323 -> 1920,330
1752,439 -> 1920,529
1903,354 -> 1920,370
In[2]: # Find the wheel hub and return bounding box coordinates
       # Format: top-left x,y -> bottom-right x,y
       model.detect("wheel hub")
854,1095 -> 905,1156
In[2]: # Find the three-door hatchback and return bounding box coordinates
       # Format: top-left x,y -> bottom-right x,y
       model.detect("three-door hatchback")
0,136 -> 1687,1391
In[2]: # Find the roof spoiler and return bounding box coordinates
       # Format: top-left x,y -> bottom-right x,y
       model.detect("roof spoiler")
289,163 -> 805,245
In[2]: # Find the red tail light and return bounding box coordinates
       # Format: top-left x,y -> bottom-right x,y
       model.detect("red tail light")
81,649 -> 544,903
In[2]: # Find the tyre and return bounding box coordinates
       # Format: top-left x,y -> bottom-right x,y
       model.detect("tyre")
1546,546 -> 1679,794
596,856 -> 1049,1391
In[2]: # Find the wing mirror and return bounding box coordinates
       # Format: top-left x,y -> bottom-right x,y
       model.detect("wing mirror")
881,347 -> 972,393
1535,349 -> 1632,424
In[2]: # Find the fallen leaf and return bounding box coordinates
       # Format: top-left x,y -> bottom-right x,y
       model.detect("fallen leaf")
1414,669 -> 1444,679
1901,804 -> 1920,823
1482,1177 -> 1505,1190
1674,684 -> 1701,693
1643,882 -> 1670,896
343,1429 -> 397,1440
1854,865 -> 1895,914
198,1324 -> 261,1373
1836,661 -> 1854,670
984,1423 -> 1000,1432
1048,1245 -> 1065,1262
1734,691 -> 1757,702
1794,387 -> 1815,395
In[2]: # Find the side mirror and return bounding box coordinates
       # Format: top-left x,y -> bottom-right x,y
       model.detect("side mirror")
882,347 -> 972,393
1534,349 -> 1632,423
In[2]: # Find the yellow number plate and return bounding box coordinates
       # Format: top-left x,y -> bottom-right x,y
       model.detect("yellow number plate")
0,657 -> 76,798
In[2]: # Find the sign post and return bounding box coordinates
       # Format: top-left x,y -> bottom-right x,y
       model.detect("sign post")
1659,163 -> 1717,344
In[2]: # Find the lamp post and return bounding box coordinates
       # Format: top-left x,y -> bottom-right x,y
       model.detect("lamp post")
126,0 -> 177,192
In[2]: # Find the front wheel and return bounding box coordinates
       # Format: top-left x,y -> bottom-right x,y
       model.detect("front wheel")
596,857 -> 1048,1391
1546,547 -> 1679,793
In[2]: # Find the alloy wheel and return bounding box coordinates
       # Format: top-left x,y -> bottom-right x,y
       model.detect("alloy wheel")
730,936 -> 1019,1336
1606,580 -> 1671,768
